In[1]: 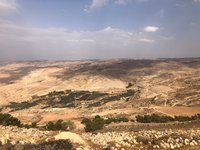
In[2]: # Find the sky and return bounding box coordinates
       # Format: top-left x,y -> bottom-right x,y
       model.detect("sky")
0,0 -> 200,60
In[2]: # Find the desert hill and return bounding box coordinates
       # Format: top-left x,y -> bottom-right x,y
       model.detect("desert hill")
0,58 -> 200,149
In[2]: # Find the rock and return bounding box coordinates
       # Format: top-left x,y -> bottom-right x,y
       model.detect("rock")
160,143 -> 167,149
0,142 -> 13,150
153,145 -> 156,149
192,140 -> 198,145
14,144 -> 25,150
170,144 -> 174,149
45,145 -> 52,150
132,139 -> 137,144
175,143 -> 180,148
184,139 -> 189,145
20,141 -> 25,145
111,147 -> 115,150
190,142 -> 195,146
1,138 -> 8,145
54,132 -> 86,145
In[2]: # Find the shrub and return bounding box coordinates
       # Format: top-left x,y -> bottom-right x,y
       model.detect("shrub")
126,82 -> 133,88
174,115 -> 196,122
104,117 -> 129,124
136,114 -> 174,123
102,95 -> 121,102
0,113 -> 21,127
120,90 -> 135,98
102,90 -> 135,103
22,122 -> 38,129
136,114 -> 200,123
45,120 -> 75,131
87,92 -> 107,100
81,116 -> 129,132
81,115 -> 105,132
115,117 -> 129,122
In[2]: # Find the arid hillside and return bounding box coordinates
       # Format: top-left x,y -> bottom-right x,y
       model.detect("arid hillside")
0,58 -> 200,150
0,58 -> 199,107
0,58 -> 199,123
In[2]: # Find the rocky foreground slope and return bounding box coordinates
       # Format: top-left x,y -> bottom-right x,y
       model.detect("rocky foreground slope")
1,125 -> 200,150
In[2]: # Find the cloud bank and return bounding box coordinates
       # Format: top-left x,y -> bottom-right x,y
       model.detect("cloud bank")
85,0 -> 148,12
84,0 -> 109,12
0,20 -> 165,60
144,26 -> 159,32
0,0 -> 18,15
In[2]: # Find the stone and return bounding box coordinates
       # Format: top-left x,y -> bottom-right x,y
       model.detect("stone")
14,144 -> 25,150
175,143 -> 180,148
115,143 -> 121,148
45,145 -> 52,150
132,139 -> 137,144
192,140 -> 198,145
111,147 -> 115,150
170,144 -> 174,149
1,138 -> 8,145
20,141 -> 25,145
160,143 -> 167,149
0,142 -> 13,150
153,145 -> 159,149
190,142 -> 195,146
184,139 -> 189,145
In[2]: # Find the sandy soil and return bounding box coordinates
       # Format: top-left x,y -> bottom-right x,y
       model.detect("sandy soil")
154,106 -> 200,116
0,65 -> 126,104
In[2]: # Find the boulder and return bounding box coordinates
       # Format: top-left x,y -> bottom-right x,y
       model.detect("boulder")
54,132 -> 86,145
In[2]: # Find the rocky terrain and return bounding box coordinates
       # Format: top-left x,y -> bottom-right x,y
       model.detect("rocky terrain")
83,129 -> 200,150
0,58 -> 200,149
0,124 -> 200,150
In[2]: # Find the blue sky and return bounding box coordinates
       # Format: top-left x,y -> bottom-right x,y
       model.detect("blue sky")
0,0 -> 200,60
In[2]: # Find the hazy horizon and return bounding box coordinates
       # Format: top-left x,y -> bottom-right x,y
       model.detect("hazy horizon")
1,0 -> 200,61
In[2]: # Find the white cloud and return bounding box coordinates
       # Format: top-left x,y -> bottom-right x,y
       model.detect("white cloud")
144,26 -> 159,32
0,0 -> 171,60
135,0 -> 148,2
84,0 -> 108,12
115,0 -> 148,5
85,0 -> 148,11
138,38 -> 155,43
193,0 -> 200,2
0,0 -> 18,15
0,21 -> 168,60
114,0 -> 130,5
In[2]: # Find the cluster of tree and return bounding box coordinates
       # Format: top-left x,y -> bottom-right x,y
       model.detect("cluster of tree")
45,119 -> 75,131
0,113 -> 77,132
0,113 -> 21,127
81,115 -> 105,132
104,117 -> 129,124
21,122 -> 38,129
0,113 -> 38,129
136,114 -> 200,123
136,114 -> 174,123
120,89 -> 135,97
174,114 -> 200,122
81,115 -> 129,132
